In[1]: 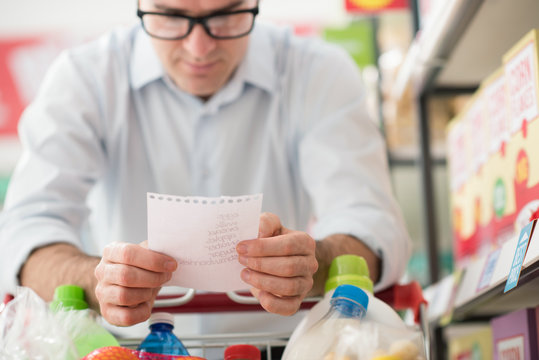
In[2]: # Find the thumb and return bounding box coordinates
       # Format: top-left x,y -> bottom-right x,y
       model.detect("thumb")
258,212 -> 283,238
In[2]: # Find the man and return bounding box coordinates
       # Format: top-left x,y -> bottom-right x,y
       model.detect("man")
0,0 -> 410,331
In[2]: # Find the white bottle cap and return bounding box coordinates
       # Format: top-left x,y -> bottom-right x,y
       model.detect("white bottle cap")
149,312 -> 174,326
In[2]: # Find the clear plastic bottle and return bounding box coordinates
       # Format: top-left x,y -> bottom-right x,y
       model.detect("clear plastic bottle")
137,312 -> 190,356
284,284 -> 369,360
49,285 -> 119,358
283,255 -> 405,359
224,344 -> 261,360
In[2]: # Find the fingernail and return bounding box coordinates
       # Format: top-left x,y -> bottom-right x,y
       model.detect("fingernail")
241,269 -> 251,281
238,255 -> 247,265
165,261 -> 177,271
237,244 -> 248,255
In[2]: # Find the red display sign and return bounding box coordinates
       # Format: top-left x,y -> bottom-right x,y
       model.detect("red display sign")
0,35 -> 75,136
345,0 -> 409,13
0,38 -> 38,135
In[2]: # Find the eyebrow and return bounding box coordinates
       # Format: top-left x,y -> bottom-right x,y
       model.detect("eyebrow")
152,0 -> 247,15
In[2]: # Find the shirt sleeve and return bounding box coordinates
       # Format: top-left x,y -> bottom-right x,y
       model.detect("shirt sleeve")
0,50 -> 107,294
294,41 -> 412,290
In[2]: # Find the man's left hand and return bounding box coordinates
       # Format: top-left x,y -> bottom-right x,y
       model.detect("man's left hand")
236,212 -> 318,315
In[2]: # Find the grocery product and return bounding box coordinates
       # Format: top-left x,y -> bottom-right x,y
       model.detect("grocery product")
82,346 -> 139,360
50,285 -> 119,357
224,344 -> 261,360
137,312 -> 190,356
82,346 -> 208,360
283,255 -> 406,359
283,284 -> 369,360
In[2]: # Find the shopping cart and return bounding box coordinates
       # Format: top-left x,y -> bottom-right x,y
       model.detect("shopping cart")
119,281 -> 430,360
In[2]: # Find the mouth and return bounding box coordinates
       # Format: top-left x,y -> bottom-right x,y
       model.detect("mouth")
183,60 -> 218,75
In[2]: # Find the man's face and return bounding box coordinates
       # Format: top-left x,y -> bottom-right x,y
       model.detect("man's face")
139,0 -> 255,99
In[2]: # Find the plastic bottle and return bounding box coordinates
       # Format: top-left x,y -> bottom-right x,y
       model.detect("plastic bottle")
137,312 -> 190,356
284,284 -> 369,360
224,344 -> 261,360
283,255 -> 406,359
50,285 -> 119,358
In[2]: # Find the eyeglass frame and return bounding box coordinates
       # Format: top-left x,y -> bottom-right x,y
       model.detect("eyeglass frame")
136,6 -> 260,40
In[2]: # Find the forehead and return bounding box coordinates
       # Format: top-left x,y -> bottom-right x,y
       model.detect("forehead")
147,0 -> 253,13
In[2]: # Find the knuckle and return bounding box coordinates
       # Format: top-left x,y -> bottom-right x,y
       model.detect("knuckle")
300,232 -> 315,251
249,273 -> 263,289
260,296 -> 278,314
94,263 -> 103,280
311,258 -> 319,274
118,243 -> 135,264
283,241 -> 295,254
307,237 -> 316,252
117,289 -> 132,306
94,284 -> 104,300
117,266 -> 133,285
283,281 -> 299,296
102,244 -> 113,259
250,257 -> 262,271
116,309 -> 135,326
282,262 -> 297,277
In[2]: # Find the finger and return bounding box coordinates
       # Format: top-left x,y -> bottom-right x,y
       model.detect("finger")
237,232 -> 316,257
95,284 -> 157,307
98,263 -> 172,288
251,288 -> 302,316
103,242 -> 177,272
258,212 -> 282,238
238,255 -> 318,278
100,301 -> 153,326
241,268 -> 313,297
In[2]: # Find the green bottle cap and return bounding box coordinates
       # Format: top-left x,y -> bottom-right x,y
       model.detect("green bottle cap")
50,284 -> 89,311
325,255 -> 373,294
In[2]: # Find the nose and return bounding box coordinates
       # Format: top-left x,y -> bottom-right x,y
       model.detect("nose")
182,23 -> 217,59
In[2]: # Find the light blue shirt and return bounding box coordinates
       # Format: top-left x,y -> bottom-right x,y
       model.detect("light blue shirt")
0,23 -> 410,297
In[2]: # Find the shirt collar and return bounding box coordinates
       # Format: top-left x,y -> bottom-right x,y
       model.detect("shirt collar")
239,23 -> 277,94
130,27 -> 165,90
129,23 -> 277,94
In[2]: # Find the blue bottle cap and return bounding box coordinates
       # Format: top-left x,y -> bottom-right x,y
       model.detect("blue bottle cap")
332,284 -> 369,311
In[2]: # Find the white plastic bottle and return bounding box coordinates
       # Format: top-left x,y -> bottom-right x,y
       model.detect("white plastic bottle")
284,284 -> 370,360
283,255 -> 406,360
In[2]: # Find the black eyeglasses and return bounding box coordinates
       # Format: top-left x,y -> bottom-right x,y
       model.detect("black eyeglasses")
137,7 -> 259,40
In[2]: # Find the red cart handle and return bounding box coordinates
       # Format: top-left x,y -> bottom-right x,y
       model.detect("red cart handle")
375,281 -> 427,323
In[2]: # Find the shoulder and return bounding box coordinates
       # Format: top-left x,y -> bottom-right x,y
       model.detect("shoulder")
38,25 -> 140,109
253,22 -> 360,85
64,26 -> 137,73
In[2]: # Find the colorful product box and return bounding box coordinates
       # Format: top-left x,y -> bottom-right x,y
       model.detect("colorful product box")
448,325 -> 493,360
447,29 -> 539,268
491,308 -> 539,360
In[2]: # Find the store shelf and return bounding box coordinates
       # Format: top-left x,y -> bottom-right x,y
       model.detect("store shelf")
393,0 -> 539,98
394,1 -> 539,356
425,225 -> 539,325
451,261 -> 539,321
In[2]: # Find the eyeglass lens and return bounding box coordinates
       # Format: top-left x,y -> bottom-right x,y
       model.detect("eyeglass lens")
142,12 -> 256,39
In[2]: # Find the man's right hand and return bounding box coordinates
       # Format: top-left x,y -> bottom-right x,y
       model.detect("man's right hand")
94,241 -> 177,326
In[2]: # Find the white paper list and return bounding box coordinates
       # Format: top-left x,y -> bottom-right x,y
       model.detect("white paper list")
147,192 -> 263,292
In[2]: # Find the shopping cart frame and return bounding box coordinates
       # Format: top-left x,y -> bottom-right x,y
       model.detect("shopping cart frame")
130,281 -> 430,359
1,283 -> 429,359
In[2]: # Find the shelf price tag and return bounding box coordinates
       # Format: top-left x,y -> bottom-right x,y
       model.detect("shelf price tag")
439,269 -> 464,327
504,220 -> 536,293
476,248 -> 501,293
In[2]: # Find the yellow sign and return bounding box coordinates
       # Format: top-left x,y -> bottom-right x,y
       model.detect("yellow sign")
349,0 -> 393,9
